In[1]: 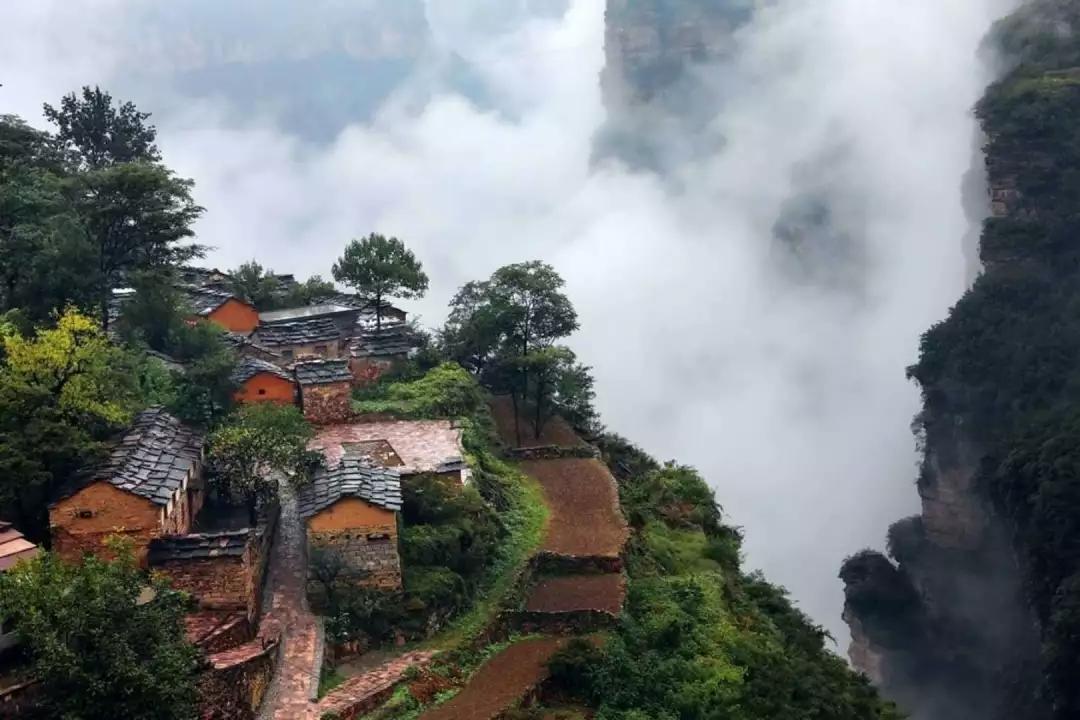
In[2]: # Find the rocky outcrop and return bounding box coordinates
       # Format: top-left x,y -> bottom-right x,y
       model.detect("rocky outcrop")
841,3 -> 1080,719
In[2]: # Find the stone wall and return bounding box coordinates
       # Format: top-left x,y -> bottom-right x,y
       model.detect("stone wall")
350,356 -> 398,387
301,381 -> 352,425
197,637 -> 280,720
157,554 -> 249,611
308,529 -> 402,593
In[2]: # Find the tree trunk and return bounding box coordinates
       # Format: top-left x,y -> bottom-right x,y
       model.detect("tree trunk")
375,289 -> 382,332
534,381 -> 544,440
511,387 -> 522,449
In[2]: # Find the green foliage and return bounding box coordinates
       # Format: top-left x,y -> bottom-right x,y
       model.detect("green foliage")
207,403 -> 319,522
354,362 -> 488,419
332,233 -> 428,329
228,260 -> 337,310
43,85 -> 161,169
0,309 -> 138,538
0,541 -> 200,720
549,440 -> 898,720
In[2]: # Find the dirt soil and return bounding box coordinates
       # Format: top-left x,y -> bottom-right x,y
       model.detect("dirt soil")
518,458 -> 628,559
525,574 -> 626,616
420,637 -> 568,720
490,396 -> 585,449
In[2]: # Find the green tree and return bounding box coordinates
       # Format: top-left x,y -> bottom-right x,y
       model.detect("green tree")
0,540 -> 200,720
0,309 -> 136,537
332,233 -> 428,330
207,404 -> 320,523
166,321 -> 237,427
43,86 -> 161,169
229,260 -> 283,309
71,161 -> 204,328
442,261 -> 580,443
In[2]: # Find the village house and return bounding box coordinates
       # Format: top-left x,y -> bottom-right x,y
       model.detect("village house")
0,522 -> 39,653
297,455 -> 403,593
224,332 -> 283,363
311,419 -> 468,485
182,286 -> 260,334
295,359 -> 354,424
258,303 -> 360,337
49,407 -> 205,566
349,323 -> 420,386
252,316 -> 345,362
232,356 -> 296,405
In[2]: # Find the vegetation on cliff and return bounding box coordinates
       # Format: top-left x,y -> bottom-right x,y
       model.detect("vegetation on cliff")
841,2 -> 1080,718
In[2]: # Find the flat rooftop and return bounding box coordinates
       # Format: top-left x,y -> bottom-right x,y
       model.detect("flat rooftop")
310,420 -> 467,476
258,304 -> 355,324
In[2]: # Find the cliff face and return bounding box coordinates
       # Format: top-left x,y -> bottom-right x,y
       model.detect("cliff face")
841,2 -> 1080,718
595,0 -> 754,171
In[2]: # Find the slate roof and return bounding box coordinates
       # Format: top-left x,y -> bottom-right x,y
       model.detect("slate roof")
223,333 -> 282,362
252,318 -> 342,347
232,357 -> 294,385
0,522 -> 39,572
294,358 -> 353,386
297,455 -> 402,518
71,407 -> 204,507
148,530 -> 249,564
311,292 -> 405,319
350,324 -> 420,358
258,304 -> 357,325
180,285 -> 250,317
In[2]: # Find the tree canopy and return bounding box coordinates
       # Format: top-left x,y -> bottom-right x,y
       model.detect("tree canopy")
43,86 -> 161,169
0,540 -> 200,720
332,233 -> 428,329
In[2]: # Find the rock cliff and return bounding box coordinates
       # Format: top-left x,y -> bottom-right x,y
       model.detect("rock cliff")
840,2 -> 1080,718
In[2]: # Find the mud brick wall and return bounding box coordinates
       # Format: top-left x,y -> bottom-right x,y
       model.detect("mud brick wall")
301,381 -> 352,424
197,637 -> 280,720
50,482 -> 165,567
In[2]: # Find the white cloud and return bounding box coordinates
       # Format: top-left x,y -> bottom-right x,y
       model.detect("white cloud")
0,0 -> 1020,637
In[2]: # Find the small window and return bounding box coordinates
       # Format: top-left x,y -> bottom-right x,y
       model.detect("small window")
77,509 -> 94,519
257,388 -> 267,396
314,345 -> 328,356
281,349 -> 294,360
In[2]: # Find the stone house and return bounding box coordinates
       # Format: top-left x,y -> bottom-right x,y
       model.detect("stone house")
50,407 -> 205,566
349,324 -> 420,386
295,359 -> 354,425
0,522 -> 39,653
252,317 -> 345,363
297,455 -> 403,592
311,420 -> 468,485
183,286 -> 260,334
232,357 -> 296,405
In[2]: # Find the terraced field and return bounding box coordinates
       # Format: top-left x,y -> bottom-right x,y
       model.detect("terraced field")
524,574 -> 626,616
519,457 -> 628,560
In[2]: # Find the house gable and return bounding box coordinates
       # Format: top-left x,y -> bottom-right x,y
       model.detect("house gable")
207,298 -> 259,334
308,496 -> 396,533
50,482 -> 163,565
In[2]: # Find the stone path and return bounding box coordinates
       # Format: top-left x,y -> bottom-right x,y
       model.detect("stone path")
317,650 -> 435,718
257,484 -> 321,720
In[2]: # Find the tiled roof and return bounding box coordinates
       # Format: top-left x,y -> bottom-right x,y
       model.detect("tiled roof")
74,407 -> 203,506
0,522 -> 39,572
311,420 -> 467,476
223,333 -> 282,361
149,530 -> 249,563
294,359 -> 353,386
232,357 -> 294,385
297,456 -> 402,518
252,318 -> 341,347
180,285 -> 246,317
258,304 -> 357,324
350,324 -> 420,358
312,292 -> 405,318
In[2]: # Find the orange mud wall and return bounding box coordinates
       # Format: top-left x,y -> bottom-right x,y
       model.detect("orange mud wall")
207,299 -> 259,334
235,373 -> 296,405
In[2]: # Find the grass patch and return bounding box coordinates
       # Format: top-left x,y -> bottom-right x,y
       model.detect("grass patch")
317,665 -> 347,699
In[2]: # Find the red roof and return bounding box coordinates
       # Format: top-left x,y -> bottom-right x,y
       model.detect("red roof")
0,522 -> 39,572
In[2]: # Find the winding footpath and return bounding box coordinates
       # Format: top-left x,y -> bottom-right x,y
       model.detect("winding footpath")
415,404 -> 629,720
257,485 -> 321,720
